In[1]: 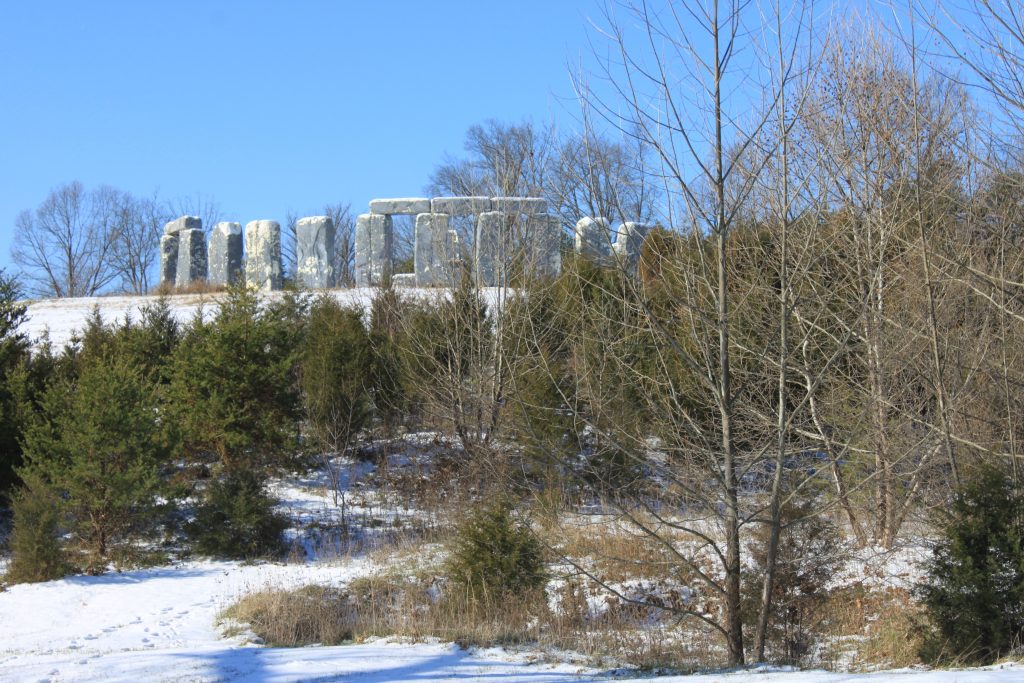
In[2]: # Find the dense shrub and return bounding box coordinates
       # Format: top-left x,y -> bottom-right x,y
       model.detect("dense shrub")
918,467 -> 1024,665
4,474 -> 67,583
301,296 -> 373,454
188,469 -> 287,559
445,500 -> 547,604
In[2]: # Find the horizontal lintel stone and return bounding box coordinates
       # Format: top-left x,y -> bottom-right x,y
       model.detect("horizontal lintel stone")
163,215 -> 202,235
490,197 -> 548,215
430,196 -> 492,216
369,198 -> 431,215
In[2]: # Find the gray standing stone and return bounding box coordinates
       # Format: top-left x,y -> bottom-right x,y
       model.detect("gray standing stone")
575,216 -> 611,260
369,198 -> 431,215
392,273 -> 416,288
527,214 -> 562,279
295,216 -> 336,289
208,222 -> 243,286
244,220 -> 283,291
159,234 -> 179,289
615,222 -> 651,273
164,215 -> 201,236
475,211 -> 507,287
175,228 -> 208,287
491,197 -> 548,215
414,212 -> 453,287
354,213 -> 393,286
430,196 -> 492,216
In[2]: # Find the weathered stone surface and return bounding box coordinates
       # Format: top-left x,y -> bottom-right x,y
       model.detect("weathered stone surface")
175,228 -> 208,287
164,215 -> 201,236
354,213 -> 393,286
208,222 -> 243,286
369,198 -> 431,215
475,211 -> 507,286
575,216 -> 611,260
295,216 -> 336,289
490,197 -> 548,215
615,222 -> 651,273
527,214 -> 562,279
392,273 -> 416,288
159,234 -> 179,288
430,196 -> 492,216
244,220 -> 283,291
414,213 -> 455,287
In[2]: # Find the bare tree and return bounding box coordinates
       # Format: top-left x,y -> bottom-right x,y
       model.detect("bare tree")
562,0 -> 811,665
110,192 -> 170,294
11,181 -> 124,298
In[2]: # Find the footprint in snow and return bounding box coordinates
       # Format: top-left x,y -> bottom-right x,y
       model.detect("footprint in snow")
84,635 -> 97,640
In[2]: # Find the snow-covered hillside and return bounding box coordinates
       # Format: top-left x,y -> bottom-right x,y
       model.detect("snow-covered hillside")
3,292 -> 1023,683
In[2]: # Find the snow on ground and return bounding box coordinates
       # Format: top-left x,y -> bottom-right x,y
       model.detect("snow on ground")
17,287 -> 515,349
0,551 -> 1020,683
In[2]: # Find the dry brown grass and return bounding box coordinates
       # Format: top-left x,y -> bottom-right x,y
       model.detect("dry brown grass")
221,571 -> 719,670
817,585 -> 925,670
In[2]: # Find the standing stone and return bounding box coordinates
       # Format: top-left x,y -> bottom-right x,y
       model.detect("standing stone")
159,234 -> 179,289
369,198 -> 431,215
575,216 -> 611,260
475,211 -> 507,287
392,273 -> 416,288
527,214 -> 562,279
615,222 -> 651,273
175,228 -> 208,287
354,213 -> 393,286
208,222 -> 243,286
295,216 -> 336,289
244,220 -> 283,291
414,212 -> 453,287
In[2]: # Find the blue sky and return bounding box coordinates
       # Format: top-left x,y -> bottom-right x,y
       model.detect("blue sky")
0,0 -> 602,272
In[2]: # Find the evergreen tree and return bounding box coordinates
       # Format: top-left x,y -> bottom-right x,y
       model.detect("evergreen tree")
168,285 -> 302,473
919,467 -> 1024,664
19,358 -> 170,572
0,269 -> 30,501
445,500 -> 546,604
301,296 -> 373,455
4,472 -> 68,583
187,469 -> 287,559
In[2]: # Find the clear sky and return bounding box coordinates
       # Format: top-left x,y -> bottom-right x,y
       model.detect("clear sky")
0,0 -> 603,272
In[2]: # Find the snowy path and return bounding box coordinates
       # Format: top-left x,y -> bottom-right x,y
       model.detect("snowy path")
1,559 -> 1022,682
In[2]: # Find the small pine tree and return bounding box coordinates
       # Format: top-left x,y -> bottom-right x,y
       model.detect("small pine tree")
918,467 -> 1024,664
4,474 -> 68,583
445,501 -> 546,604
19,358 -> 169,573
301,296 -> 373,455
168,285 -> 302,473
187,469 -> 287,559
0,269 -> 29,501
